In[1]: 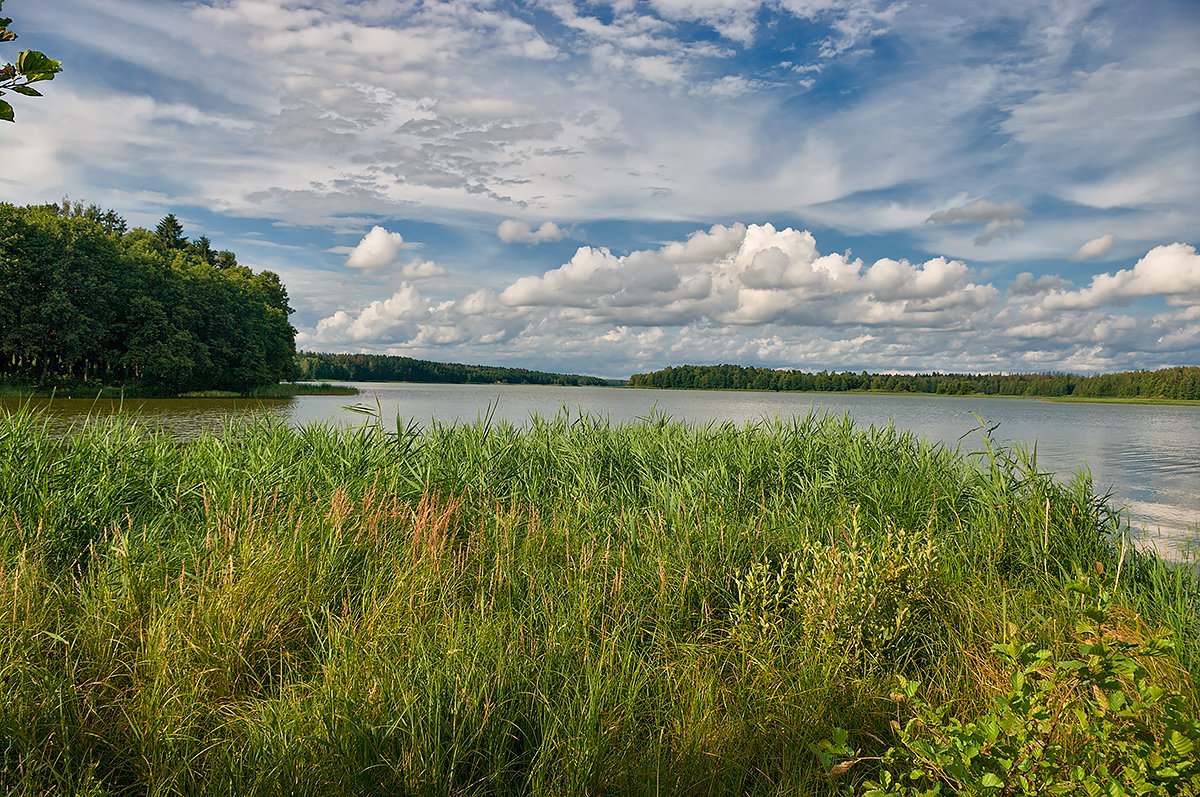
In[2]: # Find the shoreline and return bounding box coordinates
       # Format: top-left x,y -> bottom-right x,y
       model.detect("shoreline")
0,381 -> 359,400
621,385 -> 1200,406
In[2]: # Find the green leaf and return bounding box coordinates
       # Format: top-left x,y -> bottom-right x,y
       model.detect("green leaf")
10,83 -> 39,96
981,773 -> 1004,788
0,97 -> 13,122
15,49 -> 61,80
1167,730 -> 1194,758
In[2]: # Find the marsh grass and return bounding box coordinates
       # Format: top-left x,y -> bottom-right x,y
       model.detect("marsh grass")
0,408 -> 1195,795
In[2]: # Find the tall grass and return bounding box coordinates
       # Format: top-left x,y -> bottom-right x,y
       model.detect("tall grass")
0,408 -> 1195,795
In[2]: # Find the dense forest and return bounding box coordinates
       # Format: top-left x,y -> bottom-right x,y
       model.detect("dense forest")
296,351 -> 611,387
629,364 -> 1200,400
0,201 -> 296,393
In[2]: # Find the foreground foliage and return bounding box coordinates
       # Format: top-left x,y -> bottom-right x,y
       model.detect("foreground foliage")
0,408 -> 1195,795
818,579 -> 1200,795
0,0 -> 63,123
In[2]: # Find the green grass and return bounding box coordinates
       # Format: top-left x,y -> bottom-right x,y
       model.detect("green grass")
0,408 -> 1195,795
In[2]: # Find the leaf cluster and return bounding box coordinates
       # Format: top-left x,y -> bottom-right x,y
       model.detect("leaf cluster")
0,1 -> 62,122
818,577 -> 1200,795
732,517 -> 942,665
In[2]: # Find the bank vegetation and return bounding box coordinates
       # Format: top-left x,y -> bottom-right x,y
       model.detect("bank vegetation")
0,409 -> 1196,794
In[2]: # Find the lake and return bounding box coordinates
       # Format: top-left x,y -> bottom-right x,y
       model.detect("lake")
5,382 -> 1198,558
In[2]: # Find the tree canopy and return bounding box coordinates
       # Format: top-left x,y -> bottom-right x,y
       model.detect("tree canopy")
0,202 -> 297,393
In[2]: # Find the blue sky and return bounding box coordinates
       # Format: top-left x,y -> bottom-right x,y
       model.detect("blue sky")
2,0 -> 1198,379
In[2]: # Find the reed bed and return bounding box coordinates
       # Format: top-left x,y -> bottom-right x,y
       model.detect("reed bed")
0,408 -> 1195,795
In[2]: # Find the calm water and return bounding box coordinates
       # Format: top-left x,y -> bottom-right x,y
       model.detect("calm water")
5,383 -> 1198,557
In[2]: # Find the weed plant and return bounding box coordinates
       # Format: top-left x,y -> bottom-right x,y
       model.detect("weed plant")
0,408 -> 1195,795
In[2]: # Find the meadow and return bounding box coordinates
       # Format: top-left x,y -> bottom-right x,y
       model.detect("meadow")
1,407 -> 1196,795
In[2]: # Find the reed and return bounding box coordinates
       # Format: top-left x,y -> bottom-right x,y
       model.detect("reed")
0,408 -> 1194,795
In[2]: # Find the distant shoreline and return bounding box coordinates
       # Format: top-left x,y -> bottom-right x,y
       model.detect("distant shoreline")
622,384 -> 1200,406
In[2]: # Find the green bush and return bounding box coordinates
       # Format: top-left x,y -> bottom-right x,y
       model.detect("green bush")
818,577 -> 1200,795
732,517 -> 941,665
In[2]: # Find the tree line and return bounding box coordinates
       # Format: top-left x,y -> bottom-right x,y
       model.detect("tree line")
628,364 -> 1200,400
296,351 -> 611,387
0,201 -> 296,393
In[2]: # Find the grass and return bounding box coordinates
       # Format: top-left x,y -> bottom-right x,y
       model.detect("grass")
0,407 -> 1195,795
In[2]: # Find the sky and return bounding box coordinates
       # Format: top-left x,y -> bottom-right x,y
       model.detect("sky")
2,0 -> 1198,379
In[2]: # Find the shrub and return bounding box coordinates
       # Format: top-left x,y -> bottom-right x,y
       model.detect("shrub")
817,577 -> 1200,795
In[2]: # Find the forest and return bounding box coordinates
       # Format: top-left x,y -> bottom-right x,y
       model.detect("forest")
0,201 -> 296,393
296,351 -> 612,386
629,363 -> 1200,400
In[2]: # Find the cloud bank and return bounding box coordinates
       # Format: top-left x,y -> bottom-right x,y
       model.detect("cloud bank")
301,224 -> 1200,377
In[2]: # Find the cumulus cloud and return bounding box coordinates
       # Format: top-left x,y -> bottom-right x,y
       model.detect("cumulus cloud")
497,220 -> 566,244
314,283 -> 430,343
1070,233 -> 1116,261
346,226 -> 406,270
926,200 -> 1028,245
1043,243 -> 1200,310
497,222 -> 996,328
301,223 -> 1200,377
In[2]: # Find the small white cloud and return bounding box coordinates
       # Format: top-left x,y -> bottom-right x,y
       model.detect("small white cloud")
926,200 -> 1028,245
497,219 -> 566,244
1070,233 -> 1116,261
346,226 -> 406,270
401,259 -> 447,279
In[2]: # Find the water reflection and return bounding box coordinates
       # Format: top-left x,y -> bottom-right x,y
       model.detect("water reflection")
0,396 -> 294,438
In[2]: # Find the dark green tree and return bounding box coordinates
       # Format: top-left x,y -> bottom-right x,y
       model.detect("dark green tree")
190,235 -> 217,266
155,214 -> 187,249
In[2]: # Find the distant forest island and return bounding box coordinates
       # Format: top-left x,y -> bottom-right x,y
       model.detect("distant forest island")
295,351 -> 614,387
628,363 -> 1200,402
1,200 -> 1195,403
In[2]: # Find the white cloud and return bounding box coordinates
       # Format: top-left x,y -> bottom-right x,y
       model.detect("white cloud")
313,283 -> 431,343
402,260 -> 448,279
497,220 -> 566,244
1043,243 -> 1200,310
346,226 -> 406,270
497,222 -> 995,328
1070,234 -> 1116,261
